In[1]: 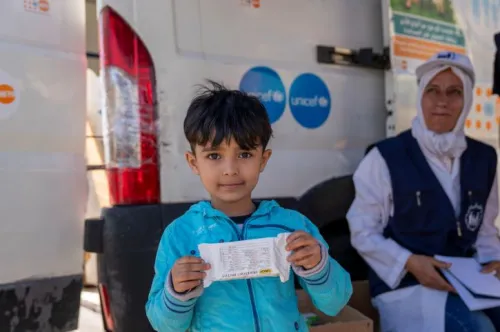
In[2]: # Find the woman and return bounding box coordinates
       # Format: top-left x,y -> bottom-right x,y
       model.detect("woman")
347,51 -> 500,332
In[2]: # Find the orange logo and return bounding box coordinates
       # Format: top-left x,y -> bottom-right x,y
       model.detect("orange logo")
39,0 -> 49,12
0,84 -> 15,105
251,0 -> 260,8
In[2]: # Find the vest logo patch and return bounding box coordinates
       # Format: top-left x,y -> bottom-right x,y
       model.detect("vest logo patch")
465,203 -> 484,232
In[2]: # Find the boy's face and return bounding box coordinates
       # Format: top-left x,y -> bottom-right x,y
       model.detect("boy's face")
185,138 -> 272,208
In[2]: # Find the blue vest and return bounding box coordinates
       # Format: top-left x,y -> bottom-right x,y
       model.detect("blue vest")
369,130 -> 497,298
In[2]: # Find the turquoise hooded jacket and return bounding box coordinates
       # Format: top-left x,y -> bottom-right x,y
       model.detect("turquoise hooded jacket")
146,200 -> 353,331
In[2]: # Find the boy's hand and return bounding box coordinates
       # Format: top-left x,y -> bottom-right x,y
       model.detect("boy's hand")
171,256 -> 211,293
286,231 -> 321,269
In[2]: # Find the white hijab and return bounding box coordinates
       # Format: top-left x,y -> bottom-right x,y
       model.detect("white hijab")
411,65 -> 473,159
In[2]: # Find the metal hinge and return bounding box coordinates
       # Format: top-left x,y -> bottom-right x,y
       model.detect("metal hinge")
316,45 -> 391,70
86,52 -> 100,59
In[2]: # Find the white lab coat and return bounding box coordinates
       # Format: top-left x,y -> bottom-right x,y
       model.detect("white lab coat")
346,144 -> 500,332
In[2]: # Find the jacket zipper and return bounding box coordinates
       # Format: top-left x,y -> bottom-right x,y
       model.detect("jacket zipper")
224,218 -> 261,332
247,224 -> 295,233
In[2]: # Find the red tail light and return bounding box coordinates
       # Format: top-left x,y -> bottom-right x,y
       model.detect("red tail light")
99,7 -> 160,205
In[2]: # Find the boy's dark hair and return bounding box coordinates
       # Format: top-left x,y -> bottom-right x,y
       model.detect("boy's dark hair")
183,80 -> 273,151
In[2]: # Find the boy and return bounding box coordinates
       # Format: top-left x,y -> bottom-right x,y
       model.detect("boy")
145,81 -> 353,331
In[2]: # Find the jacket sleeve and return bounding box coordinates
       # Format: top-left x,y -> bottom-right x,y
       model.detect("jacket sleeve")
145,223 -> 200,331
293,214 -> 353,316
346,148 -> 412,289
475,172 -> 500,263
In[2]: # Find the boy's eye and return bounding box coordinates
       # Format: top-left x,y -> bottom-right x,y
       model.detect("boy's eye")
207,153 -> 221,160
239,152 -> 253,159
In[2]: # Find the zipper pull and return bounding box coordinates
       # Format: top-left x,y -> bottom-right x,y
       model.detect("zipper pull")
456,220 -> 463,237
416,191 -> 421,206
468,191 -> 472,200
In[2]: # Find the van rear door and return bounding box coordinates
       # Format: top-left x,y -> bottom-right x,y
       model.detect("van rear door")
0,1 -> 87,330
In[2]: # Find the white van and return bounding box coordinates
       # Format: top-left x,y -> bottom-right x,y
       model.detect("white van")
85,0 -> 500,331
0,0 -> 87,331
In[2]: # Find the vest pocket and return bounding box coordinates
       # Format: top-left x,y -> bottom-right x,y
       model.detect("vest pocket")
392,188 -> 442,233
465,188 -> 489,207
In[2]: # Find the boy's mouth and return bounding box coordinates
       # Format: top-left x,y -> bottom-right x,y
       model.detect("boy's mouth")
219,182 -> 245,189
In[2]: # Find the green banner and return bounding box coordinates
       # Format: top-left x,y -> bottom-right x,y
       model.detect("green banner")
393,12 -> 465,47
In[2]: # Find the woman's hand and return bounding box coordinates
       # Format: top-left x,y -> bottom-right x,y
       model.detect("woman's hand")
405,254 -> 455,292
481,261 -> 500,275
286,231 -> 321,269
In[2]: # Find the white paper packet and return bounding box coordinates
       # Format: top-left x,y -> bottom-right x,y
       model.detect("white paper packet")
198,232 -> 291,288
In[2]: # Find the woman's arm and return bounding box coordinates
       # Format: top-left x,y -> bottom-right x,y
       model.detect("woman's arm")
346,148 -> 412,289
475,172 -> 500,263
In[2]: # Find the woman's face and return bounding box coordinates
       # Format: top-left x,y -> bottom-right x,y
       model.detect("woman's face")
421,69 -> 464,134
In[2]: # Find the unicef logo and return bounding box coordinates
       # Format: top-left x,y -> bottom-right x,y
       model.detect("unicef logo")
248,89 -> 285,104
239,68 -> 331,128
289,73 -> 331,129
239,67 -> 286,124
291,95 -> 329,108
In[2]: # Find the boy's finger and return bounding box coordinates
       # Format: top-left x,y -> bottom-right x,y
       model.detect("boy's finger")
286,231 -> 307,243
291,253 -> 314,265
286,237 -> 316,251
176,271 -> 206,282
295,256 -> 318,269
178,256 -> 204,264
178,263 -> 211,272
176,280 -> 202,293
287,247 -> 314,263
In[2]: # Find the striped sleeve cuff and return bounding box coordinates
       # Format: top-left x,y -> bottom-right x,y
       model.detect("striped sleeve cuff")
292,243 -> 330,284
163,271 -> 202,313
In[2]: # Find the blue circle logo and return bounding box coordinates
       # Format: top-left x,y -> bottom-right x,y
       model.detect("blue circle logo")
239,67 -> 286,124
289,73 -> 331,129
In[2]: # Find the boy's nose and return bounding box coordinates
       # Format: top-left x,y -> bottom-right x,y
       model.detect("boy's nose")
222,160 -> 239,176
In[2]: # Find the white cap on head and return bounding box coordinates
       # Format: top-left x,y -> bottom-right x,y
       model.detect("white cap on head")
415,51 -> 475,86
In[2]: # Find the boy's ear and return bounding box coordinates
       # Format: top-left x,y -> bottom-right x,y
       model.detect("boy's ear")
185,151 -> 200,175
260,149 -> 272,172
